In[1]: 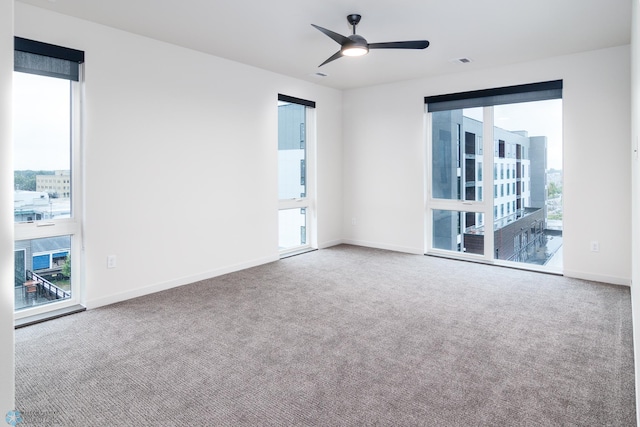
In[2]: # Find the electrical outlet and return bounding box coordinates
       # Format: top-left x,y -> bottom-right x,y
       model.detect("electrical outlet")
107,255 -> 117,269
590,241 -> 600,252
351,217 -> 357,226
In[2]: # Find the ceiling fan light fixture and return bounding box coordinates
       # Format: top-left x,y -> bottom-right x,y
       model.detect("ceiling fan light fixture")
342,45 -> 368,57
341,35 -> 369,57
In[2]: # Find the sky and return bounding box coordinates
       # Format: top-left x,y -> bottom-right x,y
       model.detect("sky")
464,99 -> 563,170
13,72 -> 71,171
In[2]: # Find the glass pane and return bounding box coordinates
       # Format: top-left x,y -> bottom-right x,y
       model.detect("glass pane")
13,72 -> 71,223
279,209 -> 307,251
432,209 -> 485,255
431,108 -> 483,201
278,102 -> 306,200
493,99 -> 562,266
14,236 -> 72,310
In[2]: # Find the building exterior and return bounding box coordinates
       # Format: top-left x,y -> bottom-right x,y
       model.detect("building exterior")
13,190 -> 70,222
278,102 -> 307,249
432,110 -> 550,262
36,170 -> 71,198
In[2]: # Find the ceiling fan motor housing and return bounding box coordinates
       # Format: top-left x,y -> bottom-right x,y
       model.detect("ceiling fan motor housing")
342,34 -> 369,55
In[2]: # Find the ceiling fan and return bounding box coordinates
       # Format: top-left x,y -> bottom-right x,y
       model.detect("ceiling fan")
311,14 -> 430,67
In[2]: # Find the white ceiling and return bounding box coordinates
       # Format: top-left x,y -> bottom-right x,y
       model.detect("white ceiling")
17,0 -> 632,90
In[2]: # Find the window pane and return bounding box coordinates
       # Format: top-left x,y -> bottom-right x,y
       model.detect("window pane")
278,102 -> 306,200
13,72 -> 71,223
432,209 -> 484,255
431,108 -> 483,201
493,99 -> 562,265
14,236 -> 72,310
279,209 -> 307,251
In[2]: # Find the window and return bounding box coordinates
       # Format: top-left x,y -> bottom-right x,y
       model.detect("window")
465,132 -> 475,155
278,94 -> 316,255
13,37 -> 84,318
432,210 -> 485,255
427,80 -> 563,272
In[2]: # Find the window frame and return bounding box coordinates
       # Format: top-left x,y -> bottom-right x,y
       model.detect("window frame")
277,94 -> 317,256
13,38 -> 85,319
425,80 -> 562,271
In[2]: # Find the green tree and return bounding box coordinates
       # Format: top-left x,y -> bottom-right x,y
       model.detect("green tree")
62,257 -> 71,278
14,170 -> 54,191
548,182 -> 562,198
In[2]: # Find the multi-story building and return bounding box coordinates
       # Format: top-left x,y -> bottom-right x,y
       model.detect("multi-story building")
36,170 -> 71,198
432,111 -> 549,263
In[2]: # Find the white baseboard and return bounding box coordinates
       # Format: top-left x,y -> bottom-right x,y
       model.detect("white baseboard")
563,269 -> 631,287
341,239 -> 424,255
86,254 -> 280,309
317,239 -> 344,249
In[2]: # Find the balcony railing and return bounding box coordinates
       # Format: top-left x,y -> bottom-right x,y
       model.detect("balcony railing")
26,270 -> 71,300
464,207 -> 543,235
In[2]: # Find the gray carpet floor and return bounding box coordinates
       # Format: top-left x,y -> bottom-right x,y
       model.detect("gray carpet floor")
15,245 -> 636,426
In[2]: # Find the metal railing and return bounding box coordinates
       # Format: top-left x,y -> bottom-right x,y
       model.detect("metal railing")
26,270 -> 71,300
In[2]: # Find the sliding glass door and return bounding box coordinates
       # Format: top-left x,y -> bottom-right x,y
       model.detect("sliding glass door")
426,82 -> 563,272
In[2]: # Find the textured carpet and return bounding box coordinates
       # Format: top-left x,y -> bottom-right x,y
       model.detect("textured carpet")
15,245 -> 635,426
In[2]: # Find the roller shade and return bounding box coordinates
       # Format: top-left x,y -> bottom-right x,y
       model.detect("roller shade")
14,37 -> 84,81
278,94 -> 316,108
425,80 -> 562,112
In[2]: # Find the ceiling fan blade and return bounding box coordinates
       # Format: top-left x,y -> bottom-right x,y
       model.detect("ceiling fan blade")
311,24 -> 350,46
368,40 -> 430,50
318,50 -> 343,67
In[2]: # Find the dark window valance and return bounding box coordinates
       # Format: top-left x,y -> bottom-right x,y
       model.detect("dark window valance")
14,37 -> 84,81
278,94 -> 316,108
425,80 -> 562,112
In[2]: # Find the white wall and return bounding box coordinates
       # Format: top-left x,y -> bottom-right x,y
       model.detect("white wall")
0,0 -> 15,416
343,46 -> 632,285
14,3 -> 343,308
630,0 -> 640,424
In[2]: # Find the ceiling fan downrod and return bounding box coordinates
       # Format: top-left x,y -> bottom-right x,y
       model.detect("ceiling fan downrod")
347,14 -> 361,34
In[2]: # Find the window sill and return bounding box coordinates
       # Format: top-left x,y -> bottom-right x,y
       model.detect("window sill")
15,304 -> 86,329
